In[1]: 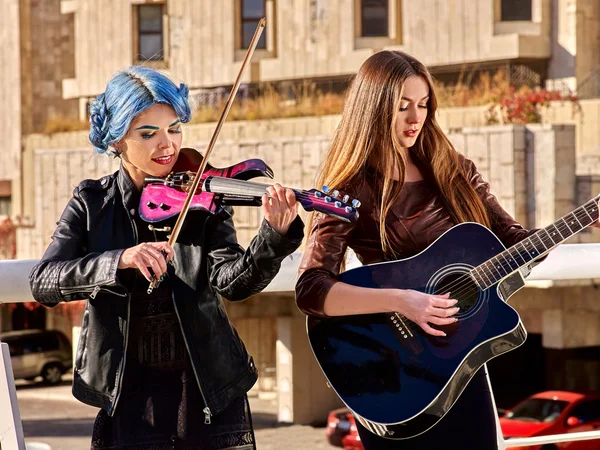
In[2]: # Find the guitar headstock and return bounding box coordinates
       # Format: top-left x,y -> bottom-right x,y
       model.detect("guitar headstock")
301,185 -> 360,222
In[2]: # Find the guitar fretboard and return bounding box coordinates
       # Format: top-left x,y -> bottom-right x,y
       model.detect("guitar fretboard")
471,195 -> 600,289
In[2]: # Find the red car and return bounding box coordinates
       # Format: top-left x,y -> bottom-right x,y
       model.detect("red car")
500,390 -> 600,450
326,408 -> 358,448
327,391 -> 600,450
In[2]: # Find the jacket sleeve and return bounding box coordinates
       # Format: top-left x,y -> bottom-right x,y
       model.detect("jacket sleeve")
206,207 -> 304,301
29,188 -> 125,307
295,212 -> 357,317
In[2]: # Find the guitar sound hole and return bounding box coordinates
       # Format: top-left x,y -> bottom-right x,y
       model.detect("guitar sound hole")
434,274 -> 479,314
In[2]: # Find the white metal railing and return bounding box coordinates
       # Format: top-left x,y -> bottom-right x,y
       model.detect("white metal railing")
2,245 -> 600,449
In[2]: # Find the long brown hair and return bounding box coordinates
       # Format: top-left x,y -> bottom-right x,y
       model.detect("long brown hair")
312,50 -> 490,256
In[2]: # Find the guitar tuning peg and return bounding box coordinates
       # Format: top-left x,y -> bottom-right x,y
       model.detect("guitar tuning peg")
342,195 -> 350,203
345,206 -> 353,213
314,191 -> 323,198
322,185 -> 330,193
325,196 -> 333,203
332,190 -> 340,198
335,201 -> 342,208
352,199 -> 361,208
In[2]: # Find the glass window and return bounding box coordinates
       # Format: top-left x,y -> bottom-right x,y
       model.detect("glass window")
505,398 -> 569,423
241,0 -> 266,49
361,0 -> 388,37
0,197 -> 10,216
501,0 -> 532,21
138,5 -> 164,60
568,400 -> 600,423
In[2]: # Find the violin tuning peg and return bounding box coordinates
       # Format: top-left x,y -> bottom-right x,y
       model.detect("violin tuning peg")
322,185 -> 330,193
352,199 -> 361,209
332,190 -> 340,199
342,195 -> 350,203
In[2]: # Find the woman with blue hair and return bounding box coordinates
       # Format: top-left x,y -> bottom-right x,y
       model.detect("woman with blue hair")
30,66 -> 304,449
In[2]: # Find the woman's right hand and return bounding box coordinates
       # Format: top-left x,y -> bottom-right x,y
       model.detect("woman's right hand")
394,289 -> 459,337
118,242 -> 174,281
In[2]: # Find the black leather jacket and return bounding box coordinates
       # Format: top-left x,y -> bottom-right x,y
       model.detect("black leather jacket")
29,165 -> 303,420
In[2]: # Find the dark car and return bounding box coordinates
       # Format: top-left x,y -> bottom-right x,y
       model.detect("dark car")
2,329 -> 72,385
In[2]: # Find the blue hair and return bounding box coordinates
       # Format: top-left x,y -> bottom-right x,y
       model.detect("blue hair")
88,66 -> 192,154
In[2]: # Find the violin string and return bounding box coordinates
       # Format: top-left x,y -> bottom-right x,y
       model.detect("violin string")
160,181 -> 353,206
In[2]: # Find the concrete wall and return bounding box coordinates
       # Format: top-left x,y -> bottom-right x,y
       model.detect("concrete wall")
61,0 -> 552,99
18,110 -> 600,257
0,0 -> 21,186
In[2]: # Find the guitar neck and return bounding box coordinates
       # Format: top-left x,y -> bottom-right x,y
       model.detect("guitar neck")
472,195 -> 600,289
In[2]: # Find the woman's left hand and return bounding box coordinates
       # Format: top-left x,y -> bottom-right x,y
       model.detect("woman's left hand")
262,183 -> 299,236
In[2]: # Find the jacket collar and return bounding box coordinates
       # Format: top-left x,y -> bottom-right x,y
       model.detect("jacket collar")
117,163 -> 141,213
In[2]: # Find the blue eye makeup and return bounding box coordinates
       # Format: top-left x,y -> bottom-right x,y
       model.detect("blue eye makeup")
136,120 -> 182,139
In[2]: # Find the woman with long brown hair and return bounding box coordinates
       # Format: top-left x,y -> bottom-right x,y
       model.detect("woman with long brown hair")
295,50 -> 534,449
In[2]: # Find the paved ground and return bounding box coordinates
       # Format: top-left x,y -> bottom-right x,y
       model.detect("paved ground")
14,376 -> 339,450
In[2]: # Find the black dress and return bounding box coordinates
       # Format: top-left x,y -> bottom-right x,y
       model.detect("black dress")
91,210 -> 255,450
355,367 -> 498,450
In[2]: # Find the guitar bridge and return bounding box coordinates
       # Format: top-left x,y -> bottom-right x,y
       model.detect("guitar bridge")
388,313 -> 424,355
390,313 -> 413,338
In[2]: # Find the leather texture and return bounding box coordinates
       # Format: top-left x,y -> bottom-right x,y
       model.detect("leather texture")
296,155 -> 538,317
30,165 -> 304,416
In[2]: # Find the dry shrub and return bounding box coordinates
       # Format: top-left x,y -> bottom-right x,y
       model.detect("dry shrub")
43,115 -> 89,134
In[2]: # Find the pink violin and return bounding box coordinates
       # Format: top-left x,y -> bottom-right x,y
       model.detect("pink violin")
139,148 -> 360,224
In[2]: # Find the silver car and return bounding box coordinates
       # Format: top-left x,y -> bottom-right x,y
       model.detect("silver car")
2,329 -> 72,384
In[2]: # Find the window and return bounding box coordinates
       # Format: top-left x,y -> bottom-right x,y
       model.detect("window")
501,0 -> 532,21
0,197 -> 10,216
135,3 -> 166,61
568,400 -> 600,424
234,0 -> 275,62
354,0 -> 401,49
361,0 -> 388,37
0,181 -> 10,216
241,0 -> 267,49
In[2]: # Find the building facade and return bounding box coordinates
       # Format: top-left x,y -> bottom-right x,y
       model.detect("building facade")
1,0 -> 600,424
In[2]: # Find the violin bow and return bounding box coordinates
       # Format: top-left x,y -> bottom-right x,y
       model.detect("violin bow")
147,18 -> 266,294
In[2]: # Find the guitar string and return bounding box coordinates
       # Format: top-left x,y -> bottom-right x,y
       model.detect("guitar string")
384,202 -> 598,334
435,199 -> 597,297
433,204 -> 596,306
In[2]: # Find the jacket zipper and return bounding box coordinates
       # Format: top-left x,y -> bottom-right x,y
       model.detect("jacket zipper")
173,300 -> 213,424
61,284 -> 128,299
112,292 -> 131,413
112,196 -> 137,415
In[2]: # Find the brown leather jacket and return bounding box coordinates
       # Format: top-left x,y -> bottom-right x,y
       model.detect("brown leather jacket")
296,156 -> 536,317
